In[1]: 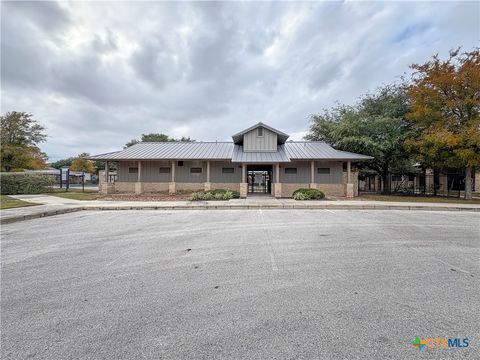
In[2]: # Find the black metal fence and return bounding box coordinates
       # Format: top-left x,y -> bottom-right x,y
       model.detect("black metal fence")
359,172 -> 474,198
40,169 -> 97,192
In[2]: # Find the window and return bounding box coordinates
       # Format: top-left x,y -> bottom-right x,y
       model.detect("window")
317,168 -> 330,174
222,167 -> 235,174
177,161 -> 184,166
128,167 -> 138,174
190,167 -> 202,174
285,168 -> 297,174
257,127 -> 264,137
159,167 -> 171,174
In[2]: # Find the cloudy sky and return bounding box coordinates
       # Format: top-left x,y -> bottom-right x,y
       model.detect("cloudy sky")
1,1 -> 478,161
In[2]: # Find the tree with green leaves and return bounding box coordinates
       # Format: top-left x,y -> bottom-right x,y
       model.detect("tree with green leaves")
305,85 -> 413,192
50,157 -> 74,169
125,133 -> 194,148
1,112 -> 48,172
406,48 -> 480,199
70,153 -> 96,174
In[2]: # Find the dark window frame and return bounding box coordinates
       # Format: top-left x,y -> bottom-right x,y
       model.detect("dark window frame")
190,167 -> 203,174
159,167 -> 171,174
222,167 -> 235,174
177,161 -> 184,166
128,167 -> 138,174
284,167 -> 297,174
317,168 -> 330,174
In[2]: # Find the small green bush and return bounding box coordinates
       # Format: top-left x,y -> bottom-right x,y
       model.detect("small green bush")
190,191 -> 204,201
223,190 -> 234,200
202,192 -> 213,200
190,189 -> 239,201
0,173 -> 55,195
293,192 -> 308,200
292,188 -> 325,200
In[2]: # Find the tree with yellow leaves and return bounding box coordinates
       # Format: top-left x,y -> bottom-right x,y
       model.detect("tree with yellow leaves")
70,153 -> 96,174
406,48 -> 480,199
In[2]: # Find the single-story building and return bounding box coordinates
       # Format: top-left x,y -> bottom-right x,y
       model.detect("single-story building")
90,123 -> 372,198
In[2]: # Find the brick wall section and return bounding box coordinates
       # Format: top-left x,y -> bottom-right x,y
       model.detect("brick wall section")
114,182 -> 135,193
341,171 -> 359,196
310,183 -> 346,197
210,183 -> 241,192
176,183 -> 204,191
281,183 -> 309,197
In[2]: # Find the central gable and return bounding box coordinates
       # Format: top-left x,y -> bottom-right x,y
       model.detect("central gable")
231,122 -> 290,153
243,126 -> 277,152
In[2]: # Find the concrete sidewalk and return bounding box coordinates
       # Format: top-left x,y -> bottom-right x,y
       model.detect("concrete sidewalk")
1,194 -> 479,224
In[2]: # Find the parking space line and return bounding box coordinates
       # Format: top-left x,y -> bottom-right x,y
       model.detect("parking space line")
259,209 -> 279,272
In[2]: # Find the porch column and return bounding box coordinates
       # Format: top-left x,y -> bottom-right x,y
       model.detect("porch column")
135,160 -> 143,194
101,161 -> 115,194
346,160 -> 354,198
204,161 -> 211,191
273,163 -> 282,198
347,160 -> 351,183
105,161 -> 109,183
240,163 -> 247,198
310,160 -> 315,189
169,161 -> 176,195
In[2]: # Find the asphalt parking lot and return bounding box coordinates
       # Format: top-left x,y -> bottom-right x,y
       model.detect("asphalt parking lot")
1,210 -> 479,359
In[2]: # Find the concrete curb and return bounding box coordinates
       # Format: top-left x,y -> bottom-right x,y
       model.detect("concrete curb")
1,203 -> 479,224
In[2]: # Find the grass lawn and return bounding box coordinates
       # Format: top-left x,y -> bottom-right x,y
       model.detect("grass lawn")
0,195 -> 38,209
359,194 -> 480,204
48,192 -> 98,201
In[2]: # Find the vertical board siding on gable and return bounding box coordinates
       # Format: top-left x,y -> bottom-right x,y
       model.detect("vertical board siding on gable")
176,160 -> 206,183
243,128 -> 277,151
314,161 -> 343,184
210,161 -> 242,183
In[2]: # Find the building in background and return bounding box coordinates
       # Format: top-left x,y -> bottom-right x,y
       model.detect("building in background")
90,123 -> 372,198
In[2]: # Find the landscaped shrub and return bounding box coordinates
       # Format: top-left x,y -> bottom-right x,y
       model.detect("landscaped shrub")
293,192 -> 308,200
0,173 -> 55,195
223,190 -> 234,200
190,189 -> 240,201
202,192 -> 213,200
190,191 -> 204,201
292,188 -> 325,200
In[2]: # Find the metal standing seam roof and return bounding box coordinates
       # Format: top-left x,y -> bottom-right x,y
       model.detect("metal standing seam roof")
231,145 -> 290,163
285,142 -> 373,160
89,141 -> 373,161
89,142 -> 234,160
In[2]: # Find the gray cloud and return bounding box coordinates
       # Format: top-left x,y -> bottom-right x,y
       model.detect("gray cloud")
1,1 -> 478,161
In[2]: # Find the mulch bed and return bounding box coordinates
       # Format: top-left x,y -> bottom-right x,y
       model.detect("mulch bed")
97,192 -> 194,201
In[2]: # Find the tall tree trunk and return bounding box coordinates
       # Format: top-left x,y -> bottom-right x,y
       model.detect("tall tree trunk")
465,166 -> 472,200
382,170 -> 390,194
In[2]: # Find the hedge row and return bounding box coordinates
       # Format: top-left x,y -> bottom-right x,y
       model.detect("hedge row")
0,173 -> 55,195
292,188 -> 325,200
190,189 -> 240,201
